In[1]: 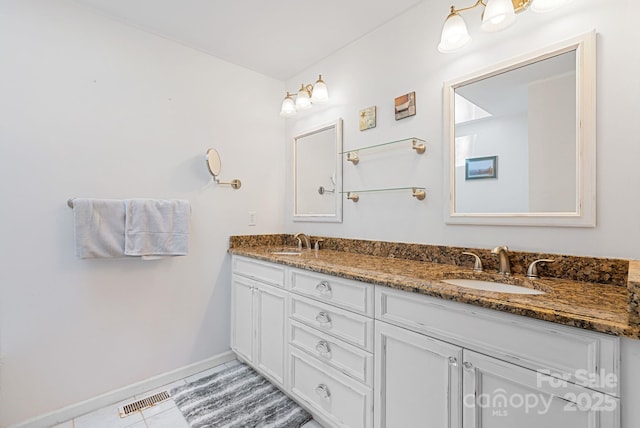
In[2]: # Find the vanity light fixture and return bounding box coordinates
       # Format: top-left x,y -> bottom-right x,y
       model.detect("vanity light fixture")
438,0 -> 574,53
279,75 -> 329,117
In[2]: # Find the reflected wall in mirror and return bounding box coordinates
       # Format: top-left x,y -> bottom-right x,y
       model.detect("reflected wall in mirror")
443,32 -> 596,227
293,118 -> 343,222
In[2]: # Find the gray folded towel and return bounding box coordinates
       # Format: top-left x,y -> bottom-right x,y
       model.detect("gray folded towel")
124,199 -> 190,257
73,198 -> 126,259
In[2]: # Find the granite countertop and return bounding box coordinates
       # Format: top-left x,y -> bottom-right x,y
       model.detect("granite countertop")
230,245 -> 639,339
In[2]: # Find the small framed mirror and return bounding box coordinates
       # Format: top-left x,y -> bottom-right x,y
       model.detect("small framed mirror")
293,118 -> 343,222
205,148 -> 241,189
206,148 -> 222,177
443,32 -> 596,227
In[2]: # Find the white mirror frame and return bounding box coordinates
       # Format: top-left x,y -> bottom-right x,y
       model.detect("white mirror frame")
292,118 -> 343,223
443,31 -> 596,227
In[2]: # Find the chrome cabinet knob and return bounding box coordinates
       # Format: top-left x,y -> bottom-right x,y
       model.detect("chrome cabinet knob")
315,311 -> 331,325
315,280 -> 332,296
315,384 -> 331,399
448,356 -> 458,366
315,340 -> 331,357
463,361 -> 474,371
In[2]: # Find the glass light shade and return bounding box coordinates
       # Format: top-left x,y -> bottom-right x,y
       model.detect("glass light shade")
279,93 -> 296,117
438,11 -> 471,53
481,0 -> 516,32
531,0 -> 573,13
310,75 -> 329,104
295,85 -> 312,110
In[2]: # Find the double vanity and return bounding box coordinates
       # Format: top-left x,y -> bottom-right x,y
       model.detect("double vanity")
242,27 -> 630,428
229,234 -> 638,428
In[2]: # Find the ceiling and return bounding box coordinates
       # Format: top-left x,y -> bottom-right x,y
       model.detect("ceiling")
70,0 -> 425,81
456,50 -> 576,116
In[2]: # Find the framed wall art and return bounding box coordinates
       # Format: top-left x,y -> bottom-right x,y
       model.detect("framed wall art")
394,91 -> 416,120
359,106 -> 376,131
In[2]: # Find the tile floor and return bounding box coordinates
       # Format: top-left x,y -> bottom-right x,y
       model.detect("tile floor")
51,359 -> 323,428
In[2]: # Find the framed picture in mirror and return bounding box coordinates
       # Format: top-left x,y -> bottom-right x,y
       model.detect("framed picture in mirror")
465,156 -> 497,180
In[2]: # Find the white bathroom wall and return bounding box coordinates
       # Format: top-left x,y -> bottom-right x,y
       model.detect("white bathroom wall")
283,0 -> 640,260
0,0 -> 285,425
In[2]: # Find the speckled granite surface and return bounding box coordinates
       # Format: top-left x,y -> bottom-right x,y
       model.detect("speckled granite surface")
229,235 -> 639,339
229,235 -> 629,286
629,261 -> 640,327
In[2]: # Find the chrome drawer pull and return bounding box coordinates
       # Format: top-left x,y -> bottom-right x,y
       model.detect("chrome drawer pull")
315,311 -> 331,325
315,384 -> 331,399
315,340 -> 332,357
315,280 -> 332,296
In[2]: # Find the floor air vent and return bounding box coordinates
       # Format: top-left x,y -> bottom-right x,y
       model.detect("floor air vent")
118,391 -> 171,417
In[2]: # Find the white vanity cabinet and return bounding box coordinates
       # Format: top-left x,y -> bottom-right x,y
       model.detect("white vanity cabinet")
375,286 -> 621,428
231,257 -> 287,388
288,268 -> 375,428
231,255 -> 622,428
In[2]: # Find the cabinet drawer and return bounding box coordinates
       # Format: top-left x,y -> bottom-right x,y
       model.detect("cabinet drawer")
291,295 -> 374,352
376,286 -> 620,396
290,347 -> 373,428
462,350 -> 620,428
289,268 -> 374,316
232,256 -> 285,288
290,319 -> 373,385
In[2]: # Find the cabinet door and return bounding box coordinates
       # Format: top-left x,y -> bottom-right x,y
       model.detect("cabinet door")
462,350 -> 619,428
254,282 -> 287,388
231,276 -> 254,364
375,321 -> 463,428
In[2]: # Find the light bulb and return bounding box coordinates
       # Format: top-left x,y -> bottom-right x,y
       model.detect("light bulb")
481,0 -> 516,32
438,9 -> 471,53
295,85 -> 312,110
279,93 -> 296,117
311,75 -> 329,104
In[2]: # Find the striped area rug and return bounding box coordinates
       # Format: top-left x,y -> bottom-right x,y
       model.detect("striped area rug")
170,362 -> 313,428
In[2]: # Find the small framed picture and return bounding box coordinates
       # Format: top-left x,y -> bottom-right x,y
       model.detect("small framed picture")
359,106 -> 376,131
465,156 -> 497,180
394,92 -> 416,120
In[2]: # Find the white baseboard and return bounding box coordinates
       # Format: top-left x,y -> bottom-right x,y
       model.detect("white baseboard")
12,350 -> 236,428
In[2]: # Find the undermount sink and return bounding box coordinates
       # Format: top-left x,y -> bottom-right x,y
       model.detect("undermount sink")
270,250 -> 302,256
442,278 -> 546,295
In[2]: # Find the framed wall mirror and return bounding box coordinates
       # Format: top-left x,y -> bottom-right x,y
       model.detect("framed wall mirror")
443,32 -> 596,227
293,118 -> 343,222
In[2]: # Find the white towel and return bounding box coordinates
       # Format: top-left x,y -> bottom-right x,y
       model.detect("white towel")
73,198 -> 126,259
124,199 -> 190,257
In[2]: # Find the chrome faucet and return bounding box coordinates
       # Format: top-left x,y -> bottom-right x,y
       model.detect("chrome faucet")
294,233 -> 311,250
526,259 -> 555,279
491,246 -> 511,276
